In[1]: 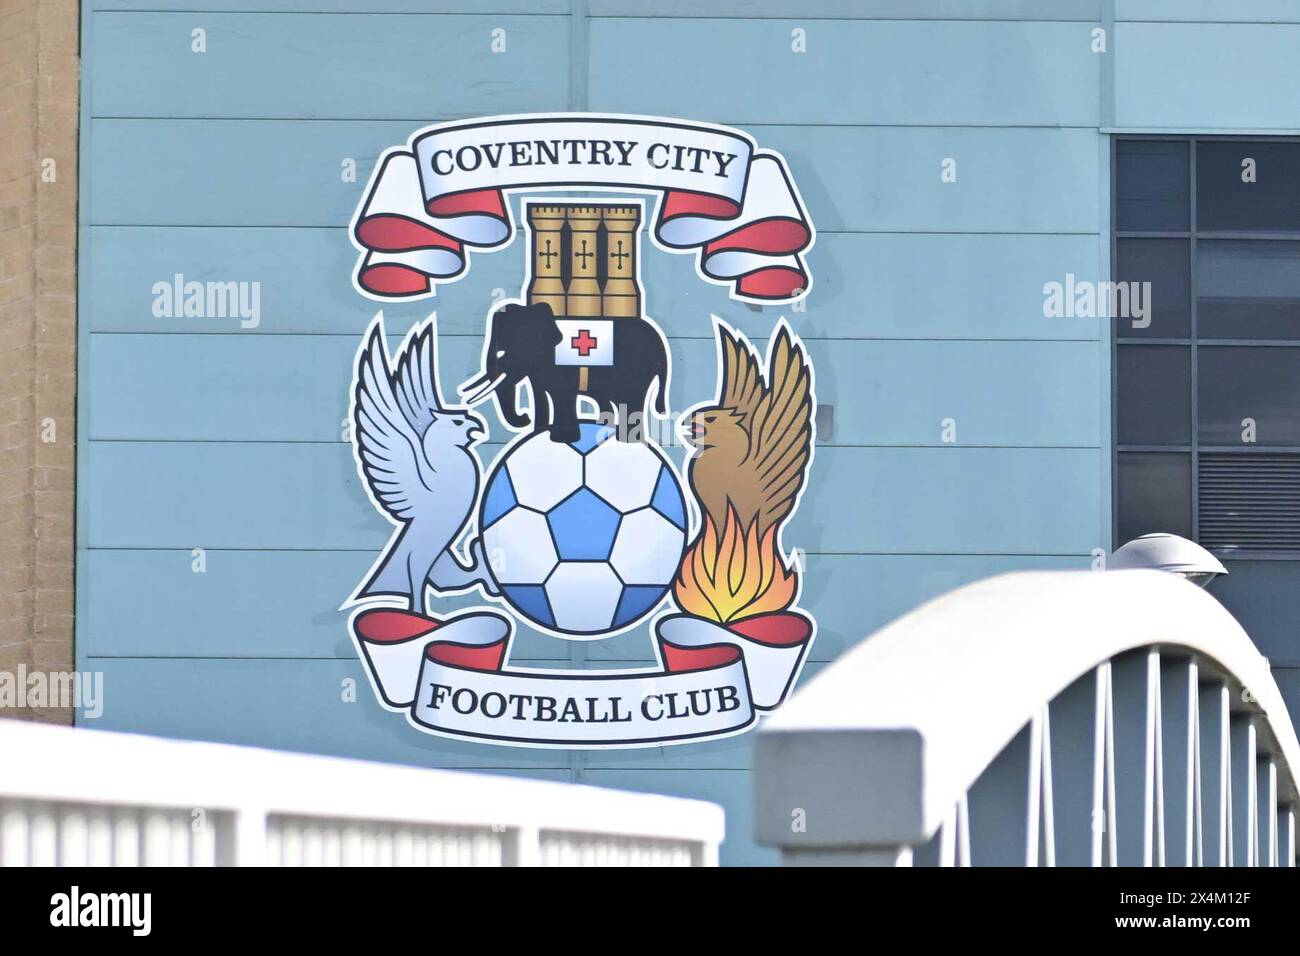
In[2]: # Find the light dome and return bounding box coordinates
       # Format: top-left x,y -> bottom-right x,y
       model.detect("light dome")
1111,532 -> 1228,587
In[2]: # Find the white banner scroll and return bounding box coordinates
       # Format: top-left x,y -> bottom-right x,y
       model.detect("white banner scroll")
350,607 -> 814,749
350,114 -> 815,305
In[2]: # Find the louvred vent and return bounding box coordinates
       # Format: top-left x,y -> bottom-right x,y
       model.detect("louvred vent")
1199,454 -> 1300,552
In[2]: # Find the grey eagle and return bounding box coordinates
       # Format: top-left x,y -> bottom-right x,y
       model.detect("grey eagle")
350,314 -> 497,614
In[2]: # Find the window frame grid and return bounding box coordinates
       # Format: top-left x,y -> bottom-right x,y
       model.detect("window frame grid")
1113,135 -> 1300,560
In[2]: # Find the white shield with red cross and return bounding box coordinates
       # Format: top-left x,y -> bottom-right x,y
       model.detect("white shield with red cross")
554,318 -> 614,366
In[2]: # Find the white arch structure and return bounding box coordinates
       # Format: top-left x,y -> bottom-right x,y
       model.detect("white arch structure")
755,570 -> 1299,867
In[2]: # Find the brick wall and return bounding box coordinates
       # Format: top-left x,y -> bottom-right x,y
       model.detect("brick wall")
0,0 -> 78,723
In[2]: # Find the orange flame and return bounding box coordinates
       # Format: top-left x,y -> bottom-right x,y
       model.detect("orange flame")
673,507 -> 797,623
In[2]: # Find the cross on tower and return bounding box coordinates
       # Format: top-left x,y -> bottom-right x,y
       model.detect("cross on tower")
539,238 -> 557,268
611,240 -> 629,270
571,329 -> 599,357
574,240 -> 594,269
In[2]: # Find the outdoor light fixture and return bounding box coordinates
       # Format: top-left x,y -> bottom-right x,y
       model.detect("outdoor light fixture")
1110,532 -> 1228,588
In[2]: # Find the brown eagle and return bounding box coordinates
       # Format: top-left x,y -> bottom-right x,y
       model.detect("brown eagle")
682,323 -> 815,540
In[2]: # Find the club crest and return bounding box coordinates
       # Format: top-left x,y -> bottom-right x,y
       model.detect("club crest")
343,113 -> 819,748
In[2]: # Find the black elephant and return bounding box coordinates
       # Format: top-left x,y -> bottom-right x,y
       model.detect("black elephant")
459,302 -> 669,443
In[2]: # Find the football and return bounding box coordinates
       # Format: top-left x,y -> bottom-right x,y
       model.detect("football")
480,423 -> 688,636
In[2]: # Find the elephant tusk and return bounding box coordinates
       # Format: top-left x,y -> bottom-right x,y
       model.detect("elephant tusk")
458,371 -> 490,394
460,372 -> 506,406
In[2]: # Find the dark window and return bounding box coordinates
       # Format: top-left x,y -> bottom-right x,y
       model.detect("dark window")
1117,346 -> 1190,445
1117,453 -> 1192,544
1116,239 -> 1190,338
1116,140 -> 1190,232
1115,137 -> 1300,557
1197,239 -> 1300,339
1198,347 -> 1300,446
1196,142 -> 1300,233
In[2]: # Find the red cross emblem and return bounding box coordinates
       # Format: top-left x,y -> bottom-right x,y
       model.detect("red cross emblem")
571,329 -> 599,357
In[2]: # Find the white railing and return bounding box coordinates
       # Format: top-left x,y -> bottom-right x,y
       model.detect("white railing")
0,721 -> 722,866
754,570 -> 1300,867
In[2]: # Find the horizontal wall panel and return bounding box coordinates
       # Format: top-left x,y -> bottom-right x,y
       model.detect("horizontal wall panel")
85,227 -> 1103,342
79,549 -> 1085,662
760,126 -> 1099,233
91,0 -> 1098,15
94,1 -> 568,10
1115,24 -> 1300,130
88,0 -> 1104,20
803,446 -> 1101,553
590,19 -> 1099,126
83,441 -> 384,550
83,441 -> 1102,554
84,226 -> 520,337
87,118 -> 412,226
85,333 -> 1101,446
80,548 -> 570,663
819,233 -> 1102,340
590,1 -> 1101,17
1117,1 -> 1300,22
82,658 -> 572,770
88,120 -> 1102,233
91,13 -> 569,119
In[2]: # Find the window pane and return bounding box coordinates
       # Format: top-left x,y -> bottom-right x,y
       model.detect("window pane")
1197,141 -> 1300,233
1197,240 -> 1300,339
1198,346 -> 1300,445
1117,452 -> 1192,544
1117,345 -> 1191,445
1116,238 -> 1189,337
1116,140 -> 1189,232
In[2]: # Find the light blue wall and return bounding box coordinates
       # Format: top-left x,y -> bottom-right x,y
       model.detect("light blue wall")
93,1 -> 1300,865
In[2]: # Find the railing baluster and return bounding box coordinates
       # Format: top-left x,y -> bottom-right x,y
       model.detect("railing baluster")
1144,651 -> 1163,867
86,809 -> 112,866
1091,662 -> 1110,867
191,811 -> 216,867
1282,806 -> 1296,867
1040,705 -> 1056,867
112,809 -> 140,867
143,812 -> 171,867
169,815 -> 191,867
0,802 -> 28,867
1026,710 -> 1042,867
1191,663 -> 1203,866
1105,662 -> 1119,866
956,795 -> 971,867
30,804 -> 56,866
938,805 -> 957,868
57,809 -> 88,867
1020,705 -> 1057,867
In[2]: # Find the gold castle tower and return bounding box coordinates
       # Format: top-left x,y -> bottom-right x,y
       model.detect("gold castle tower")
526,203 -> 643,320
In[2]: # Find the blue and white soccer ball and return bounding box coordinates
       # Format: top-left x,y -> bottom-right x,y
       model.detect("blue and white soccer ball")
479,423 -> 688,636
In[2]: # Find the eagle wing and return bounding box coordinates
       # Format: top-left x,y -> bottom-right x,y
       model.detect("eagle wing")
746,327 -> 814,531
353,322 -> 439,523
718,326 -> 766,425
392,321 -> 445,435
